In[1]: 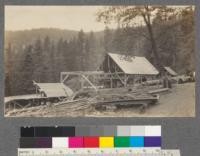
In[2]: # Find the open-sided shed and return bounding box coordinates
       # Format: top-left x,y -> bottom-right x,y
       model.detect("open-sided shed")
101,53 -> 159,75
33,82 -> 73,98
99,53 -> 159,87
61,53 -> 159,90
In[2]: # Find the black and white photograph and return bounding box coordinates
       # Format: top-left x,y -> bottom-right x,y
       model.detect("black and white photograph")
4,5 -> 195,117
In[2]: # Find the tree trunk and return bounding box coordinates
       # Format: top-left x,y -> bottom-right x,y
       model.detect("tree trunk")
142,12 -> 162,70
146,22 -> 161,68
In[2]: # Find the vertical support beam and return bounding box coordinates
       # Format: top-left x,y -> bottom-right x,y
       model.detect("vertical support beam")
79,75 -> 83,90
60,72 -> 63,83
35,86 -> 37,95
107,56 -> 113,88
81,75 -> 85,89
125,74 -> 127,87
111,74 -> 113,88
124,74 -> 129,87
124,74 -> 127,87
108,56 -> 110,72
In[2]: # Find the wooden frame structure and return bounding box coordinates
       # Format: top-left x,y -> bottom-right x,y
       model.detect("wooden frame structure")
60,71 -> 127,91
60,71 -> 141,91
60,53 -> 159,91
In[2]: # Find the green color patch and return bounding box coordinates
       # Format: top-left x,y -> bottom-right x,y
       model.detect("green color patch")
114,137 -> 130,147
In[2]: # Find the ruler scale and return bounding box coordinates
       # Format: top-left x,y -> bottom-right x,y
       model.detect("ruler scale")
18,148 -> 180,156
19,126 -> 181,155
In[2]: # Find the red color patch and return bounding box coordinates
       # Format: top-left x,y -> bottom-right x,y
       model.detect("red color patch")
83,137 -> 99,148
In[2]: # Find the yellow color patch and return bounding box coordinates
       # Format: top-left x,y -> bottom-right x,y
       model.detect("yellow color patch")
99,137 -> 114,148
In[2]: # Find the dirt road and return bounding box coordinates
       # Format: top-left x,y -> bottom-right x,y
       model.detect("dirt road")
87,82 -> 195,117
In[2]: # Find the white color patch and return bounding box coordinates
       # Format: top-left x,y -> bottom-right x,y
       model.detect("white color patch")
52,137 -> 69,148
145,126 -> 161,136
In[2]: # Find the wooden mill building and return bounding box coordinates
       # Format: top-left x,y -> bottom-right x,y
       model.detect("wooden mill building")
61,53 -> 159,90
99,53 -> 159,87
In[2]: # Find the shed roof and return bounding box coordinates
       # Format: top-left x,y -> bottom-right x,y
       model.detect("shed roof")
5,94 -> 42,103
108,53 -> 159,75
164,66 -> 177,76
34,82 -> 74,98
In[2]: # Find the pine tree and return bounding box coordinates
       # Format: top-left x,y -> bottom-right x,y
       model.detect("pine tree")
112,27 -> 125,53
88,32 -> 94,68
20,45 -> 34,94
68,38 -> 78,71
42,36 -> 51,82
103,26 -> 112,52
77,30 -> 86,70
5,43 -> 12,96
32,38 -> 43,82
85,38 -> 90,69
49,41 -> 57,82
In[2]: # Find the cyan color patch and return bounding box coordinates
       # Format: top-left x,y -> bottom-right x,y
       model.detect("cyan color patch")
130,137 -> 144,147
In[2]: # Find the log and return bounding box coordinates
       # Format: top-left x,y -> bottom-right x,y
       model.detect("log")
148,88 -> 169,94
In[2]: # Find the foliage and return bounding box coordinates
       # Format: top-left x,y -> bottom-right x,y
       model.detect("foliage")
96,6 -> 194,68
4,6 -> 195,96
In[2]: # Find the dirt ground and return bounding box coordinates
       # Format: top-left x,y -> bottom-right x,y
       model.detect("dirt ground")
6,82 -> 195,117
86,82 -> 195,117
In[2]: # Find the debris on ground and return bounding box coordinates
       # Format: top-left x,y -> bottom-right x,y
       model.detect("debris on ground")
5,84 -> 164,117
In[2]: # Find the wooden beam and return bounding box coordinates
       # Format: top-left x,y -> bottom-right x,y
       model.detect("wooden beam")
108,56 -> 110,72
61,71 -> 104,75
61,74 -> 69,83
124,74 -> 129,87
114,72 -> 126,86
110,76 -> 113,88
61,71 -> 124,76
60,72 -> 63,83
81,75 -> 98,92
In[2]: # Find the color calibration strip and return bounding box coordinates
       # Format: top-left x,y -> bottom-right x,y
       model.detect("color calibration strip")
20,126 -> 161,148
18,148 -> 181,156
20,136 -> 161,148
21,126 -> 161,137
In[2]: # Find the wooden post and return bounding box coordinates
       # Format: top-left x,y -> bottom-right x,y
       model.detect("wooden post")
124,74 -> 127,87
108,56 -> 110,72
111,74 -> 113,88
9,103 -> 11,112
124,74 -> 129,87
60,72 -> 62,83
80,75 -> 83,90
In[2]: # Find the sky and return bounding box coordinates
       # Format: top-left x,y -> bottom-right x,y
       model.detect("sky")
5,6 -> 118,32
5,5 -> 191,32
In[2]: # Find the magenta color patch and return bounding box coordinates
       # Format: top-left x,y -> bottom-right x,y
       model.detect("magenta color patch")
69,137 -> 84,148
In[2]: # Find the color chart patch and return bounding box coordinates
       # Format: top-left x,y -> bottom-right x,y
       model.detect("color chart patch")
20,126 -> 161,148
99,137 -> 114,148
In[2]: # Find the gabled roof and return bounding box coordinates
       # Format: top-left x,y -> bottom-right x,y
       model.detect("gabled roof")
108,53 -> 159,75
164,67 -> 177,76
34,82 -> 74,98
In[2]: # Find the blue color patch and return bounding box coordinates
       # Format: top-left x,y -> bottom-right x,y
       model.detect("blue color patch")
130,137 -> 144,147
144,136 -> 161,147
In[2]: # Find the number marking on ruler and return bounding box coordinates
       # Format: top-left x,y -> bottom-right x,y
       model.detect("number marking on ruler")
18,148 -> 181,156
